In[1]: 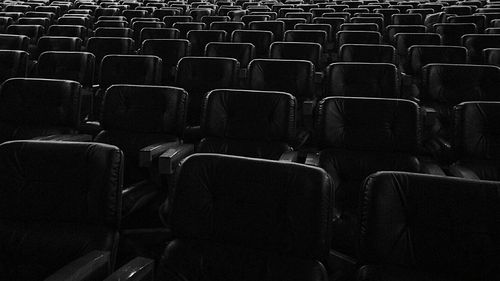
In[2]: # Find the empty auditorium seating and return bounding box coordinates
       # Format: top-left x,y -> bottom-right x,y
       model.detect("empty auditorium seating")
172,21 -> 205,38
36,36 -> 82,57
434,23 -> 477,46
140,39 -> 190,84
94,84 -> 187,227
156,153 -> 332,281
209,21 -> 244,40
0,140 -> 123,279
309,96 -> 423,257
484,47 -> 500,66
232,30 -> 273,58
339,43 -> 395,63
462,34 -> 500,64
175,56 -> 239,136
205,42 -> 255,68
0,78 -> 86,142
357,172 -> 500,281
270,41 -> 323,69
37,51 -> 95,89
324,62 -> 399,98
284,30 -> 328,48
47,24 -> 87,39
186,29 -> 226,56
337,31 -> 381,51
249,20 -> 285,41
86,37 -> 135,66
448,101 -> 500,180
395,33 -> 441,70
0,50 -> 28,83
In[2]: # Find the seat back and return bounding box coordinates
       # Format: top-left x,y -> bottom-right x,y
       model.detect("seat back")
270,41 -> 322,69
205,42 -> 255,68
99,54 -> 162,89
339,43 -> 395,63
407,45 -> 468,76
199,89 -> 296,159
0,140 -> 123,280
0,50 -> 28,83
187,30 -> 226,56
434,23 -> 477,46
462,34 -> 500,64
232,30 -> 274,58
37,51 -> 95,88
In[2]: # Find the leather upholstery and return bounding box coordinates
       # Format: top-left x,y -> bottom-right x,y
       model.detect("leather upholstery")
434,23 -> 477,46
0,34 -> 29,51
0,140 -> 123,280
7,24 -> 44,44
249,20 -> 285,41
461,34 -> 500,64
284,30 -> 328,47
358,172 -> 500,281
407,45 -> 467,76
99,54 -> 162,89
449,15 -> 486,33
316,97 -> 422,256
232,30 -> 274,58
186,30 -> 226,56
337,31 -> 381,50
386,25 -> 426,44
172,22 -> 204,39
0,78 -> 81,143
270,42 -> 322,69
140,39 -> 190,84
36,36 -> 82,55
421,63 -> 500,139
158,153 -> 333,281
324,62 -> 400,98
86,37 -> 135,64
205,42 -> 255,68
47,24 -> 86,39
484,47 -> 500,67
96,84 -> 187,186
451,101 -> 500,180
140,28 -> 180,42
248,59 -> 315,101
339,44 -> 395,64
0,50 -> 28,83
175,57 -> 239,127
198,89 -> 296,160
394,33 -> 441,71
37,51 -> 95,88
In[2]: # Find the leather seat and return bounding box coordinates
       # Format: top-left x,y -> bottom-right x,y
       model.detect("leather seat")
232,30 -> 274,58
37,51 -> 95,88
448,14 -> 486,33
420,63 -> 500,142
0,34 -> 29,51
0,78 -> 83,143
249,20 -> 285,41
86,37 -> 135,66
197,89 -> 297,160
94,27 -> 134,38
312,97 -> 423,257
391,13 -> 422,25
94,84 -> 188,227
132,21 -> 166,42
336,31 -> 381,51
6,24 -> 44,45
47,24 -> 87,40
284,30 -> 328,48
385,25 -> 426,44
156,153 -> 333,281
36,36 -> 82,57
357,171 -> 500,281
140,39 -> 190,84
270,42 -> 322,69
461,34 -> 500,64
205,42 -> 255,68
448,101 -> 500,180
434,23 -> 477,46
484,47 -> 500,67
339,43 -> 395,63
0,140 -> 123,280
175,57 -> 239,138
324,62 -> 399,98
172,22 -> 204,39
0,50 -> 28,84
209,21 -> 244,41
140,28 -> 179,43
186,30 -> 226,56
394,33 -> 441,71
163,15 -> 193,28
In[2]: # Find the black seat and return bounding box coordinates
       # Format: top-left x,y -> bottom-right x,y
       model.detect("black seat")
284,30 -> 328,48
140,39 -> 190,84
0,78 -> 83,143
484,47 -> 500,66
156,153 -> 332,281
36,36 -> 82,58
175,56 -> 239,138
270,41 -> 323,69
197,89 -> 298,160
339,43 -> 395,63
231,30 -> 274,58
394,33 -> 442,70
0,140 -> 123,280
140,27 -> 179,43
434,23 -> 477,46
186,30 -> 226,56
86,37 -> 135,67
172,22 -> 205,39
209,21 -> 244,40
461,34 -> 500,64
385,24 -> 426,44
94,27 -> 134,38
47,24 -> 87,40
324,62 -> 400,98
336,31 -> 381,51
205,42 -> 255,68
248,20 -> 285,41
357,171 -> 500,281
310,96 -> 423,257
391,13 -> 422,25
0,50 -> 28,84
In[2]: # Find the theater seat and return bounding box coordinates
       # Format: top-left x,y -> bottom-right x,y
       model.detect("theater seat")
139,39 -> 190,84
0,140 -> 123,280
324,62 -> 400,98
196,89 -> 298,160
339,43 -> 395,63
357,172 -> 500,281
461,34 -> 500,64
156,153 -> 332,281
447,101 -> 500,180
308,97 -> 425,257
94,84 -> 188,228
0,50 -> 28,83
0,78 -> 87,143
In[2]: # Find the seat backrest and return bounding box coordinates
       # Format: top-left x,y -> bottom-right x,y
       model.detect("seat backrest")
95,27 -> 133,38
176,56 -> 239,126
385,24 -> 427,43
198,89 -> 296,159
277,17 -> 307,30
163,15 -> 193,28
340,23 -> 379,31
316,96 -> 420,152
270,41 -> 322,68
324,62 -> 400,98
205,42 -> 255,68
99,54 -> 162,89
407,45 -> 468,75
0,50 -> 28,83
339,43 -> 395,63
421,63 -> 500,106
164,153 -> 333,263
86,37 -> 135,64
391,13 -> 422,25
284,30 -> 328,47
140,27 -> 179,42
172,22 -> 205,39
337,31 -> 381,50
0,140 -> 123,280
209,21 -> 244,40
7,24 -> 44,44
37,51 -> 95,87
186,30 -> 226,56
359,171 -> 500,280
0,78 -> 82,142
47,24 -> 86,39
140,39 -> 190,69
434,23 -> 477,46
248,58 -> 314,101
231,30 -> 274,58
484,47 -> 500,66
449,14 -> 486,32
36,36 -> 82,56
462,34 -> 500,64
249,20 -> 285,40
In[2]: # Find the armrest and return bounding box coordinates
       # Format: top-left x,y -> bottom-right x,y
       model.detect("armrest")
103,257 -> 154,281
327,249 -> 358,281
422,106 -> 438,128
279,151 -> 299,162
420,161 -> 446,176
159,143 -> 195,174
139,141 -> 180,167
45,251 -> 110,281
314,71 -> 324,84
447,164 -> 480,180
33,134 -> 93,142
303,100 -> 316,116
305,152 -> 320,166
